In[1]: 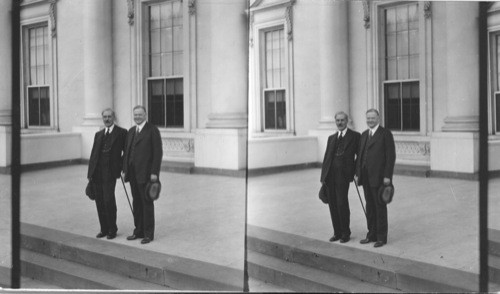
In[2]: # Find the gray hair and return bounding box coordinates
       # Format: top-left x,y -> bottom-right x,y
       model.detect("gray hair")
101,108 -> 115,117
334,111 -> 349,121
133,105 -> 147,113
366,108 -> 380,116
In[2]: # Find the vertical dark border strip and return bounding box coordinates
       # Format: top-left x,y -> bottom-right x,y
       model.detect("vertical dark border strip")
479,2 -> 489,292
243,0 -> 250,291
11,0 -> 21,289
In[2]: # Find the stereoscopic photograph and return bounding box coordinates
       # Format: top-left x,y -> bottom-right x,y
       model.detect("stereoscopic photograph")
0,0 -> 498,293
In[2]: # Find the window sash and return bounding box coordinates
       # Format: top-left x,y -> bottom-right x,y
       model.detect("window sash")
148,0 -> 183,78
384,81 -> 419,131
148,78 -> 184,128
496,92 -> 500,134
384,3 -> 419,81
27,85 -> 50,127
264,89 -> 286,130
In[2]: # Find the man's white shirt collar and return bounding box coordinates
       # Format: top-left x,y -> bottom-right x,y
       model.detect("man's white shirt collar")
369,124 -> 380,135
136,121 -> 146,133
105,124 -> 115,134
337,128 -> 347,138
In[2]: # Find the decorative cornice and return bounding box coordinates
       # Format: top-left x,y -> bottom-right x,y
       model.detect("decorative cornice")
424,1 -> 431,19
285,0 -> 295,41
188,0 -> 196,16
49,0 -> 56,37
362,0 -> 370,29
127,0 -> 135,25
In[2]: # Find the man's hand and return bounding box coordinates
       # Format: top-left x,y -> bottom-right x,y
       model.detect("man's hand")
121,171 -> 126,178
383,177 -> 391,185
151,174 -> 158,182
354,175 -> 358,183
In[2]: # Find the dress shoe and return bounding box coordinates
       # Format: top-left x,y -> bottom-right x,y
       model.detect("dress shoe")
96,232 -> 106,238
141,237 -> 152,244
340,236 -> 350,243
360,238 -> 375,244
329,235 -> 341,242
126,234 -> 142,241
374,241 -> 386,248
107,233 -> 116,240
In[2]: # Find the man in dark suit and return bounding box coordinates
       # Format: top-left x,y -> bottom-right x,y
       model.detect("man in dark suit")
355,109 -> 396,248
320,112 -> 360,243
87,108 -> 127,240
122,105 -> 163,244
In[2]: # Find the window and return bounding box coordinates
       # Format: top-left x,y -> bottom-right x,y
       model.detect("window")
491,34 -> 500,134
147,0 -> 183,128
383,3 -> 420,131
23,24 -> 51,127
263,28 -> 286,130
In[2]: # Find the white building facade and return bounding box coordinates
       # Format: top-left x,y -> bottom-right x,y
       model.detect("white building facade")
0,0 -> 249,173
248,0 -> 500,177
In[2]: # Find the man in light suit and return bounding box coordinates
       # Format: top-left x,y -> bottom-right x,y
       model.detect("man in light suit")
355,109 -> 396,248
320,112 -> 360,243
87,108 -> 127,240
122,105 -> 163,244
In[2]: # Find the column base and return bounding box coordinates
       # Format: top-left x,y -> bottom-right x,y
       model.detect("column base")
430,132 -> 478,174
441,116 -> 479,132
206,113 -> 247,129
73,125 -> 101,160
0,125 -> 11,169
194,128 -> 247,170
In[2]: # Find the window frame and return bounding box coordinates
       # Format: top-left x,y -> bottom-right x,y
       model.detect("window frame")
488,30 -> 500,135
372,0 -> 431,136
20,17 -> 58,131
136,0 -> 192,132
252,18 -> 294,135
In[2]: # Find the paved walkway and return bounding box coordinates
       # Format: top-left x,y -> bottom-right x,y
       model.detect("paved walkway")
0,165 -> 245,278
248,168 -> 500,276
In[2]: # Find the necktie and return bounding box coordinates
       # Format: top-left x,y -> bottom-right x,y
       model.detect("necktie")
105,128 -> 109,137
369,130 -> 373,140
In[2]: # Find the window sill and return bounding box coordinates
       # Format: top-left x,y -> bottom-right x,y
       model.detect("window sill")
251,131 -> 295,138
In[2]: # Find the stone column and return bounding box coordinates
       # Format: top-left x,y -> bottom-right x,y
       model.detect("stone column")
310,1 -> 350,163
0,1 -> 12,170
431,2 -> 479,175
442,2 -> 479,132
195,0 -> 248,171
82,0 -> 113,126
74,0 -> 113,159
205,0 -> 248,129
318,1 -> 350,130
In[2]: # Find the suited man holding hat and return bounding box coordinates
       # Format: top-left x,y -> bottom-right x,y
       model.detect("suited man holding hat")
87,108 -> 127,240
355,109 -> 396,248
122,105 -> 163,244
320,111 -> 360,244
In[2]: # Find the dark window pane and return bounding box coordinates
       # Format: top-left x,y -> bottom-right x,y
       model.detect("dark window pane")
264,91 -> 276,129
148,80 -> 165,127
39,86 -> 50,126
385,83 -> 401,130
402,82 -> 420,131
276,90 -> 286,129
173,79 -> 183,126
28,87 -> 40,126
496,93 -> 500,132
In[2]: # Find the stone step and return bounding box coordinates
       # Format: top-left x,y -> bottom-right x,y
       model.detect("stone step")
489,228 -> 500,258
247,225 -> 479,292
20,223 -> 243,291
248,277 -> 294,292
248,251 -> 398,293
21,250 -> 169,290
1,265 -> 63,289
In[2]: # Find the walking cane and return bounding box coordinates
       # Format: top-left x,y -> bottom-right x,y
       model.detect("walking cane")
353,178 -> 367,216
120,175 -> 134,215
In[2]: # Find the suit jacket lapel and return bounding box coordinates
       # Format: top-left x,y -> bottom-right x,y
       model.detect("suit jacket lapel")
367,127 -> 383,148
